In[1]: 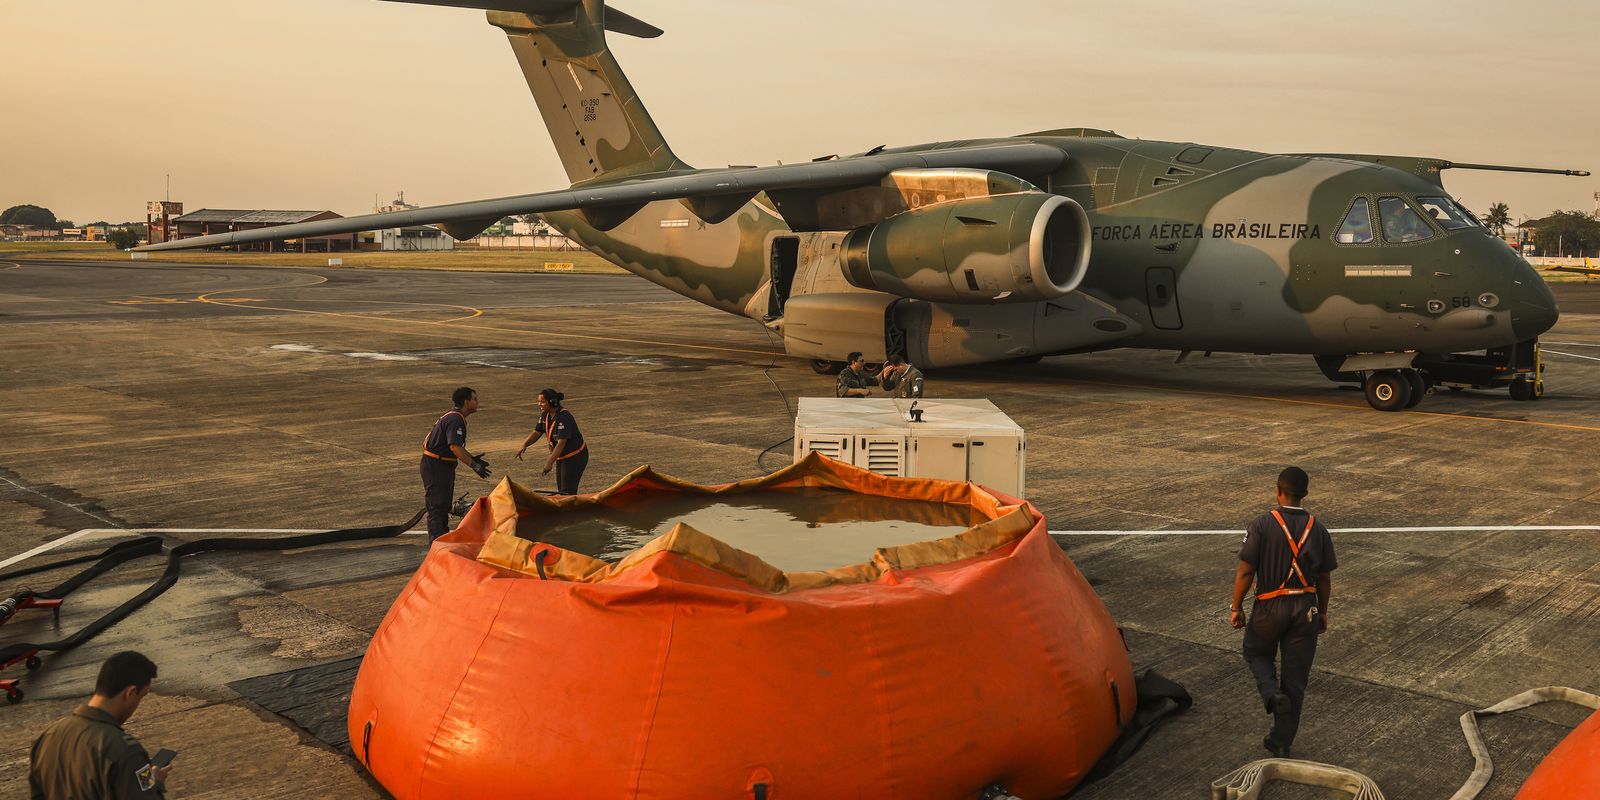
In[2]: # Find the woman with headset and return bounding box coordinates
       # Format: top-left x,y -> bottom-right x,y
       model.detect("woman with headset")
516,388 -> 589,495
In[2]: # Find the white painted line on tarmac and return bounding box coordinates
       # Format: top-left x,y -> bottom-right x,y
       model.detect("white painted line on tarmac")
72,527 -> 427,536
0,529 -> 96,571
0,473 -> 126,529
1542,349 -> 1600,363
0,525 -> 427,571
1051,525 -> 1600,536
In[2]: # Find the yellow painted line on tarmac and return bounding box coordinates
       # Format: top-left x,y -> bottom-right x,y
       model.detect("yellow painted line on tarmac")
1072,377 -> 1600,435
108,295 -> 191,305
203,296 -> 775,358
195,277 -> 775,358
290,296 -> 483,324
0,262 -> 19,271
195,272 -> 331,302
193,272 -> 484,324
433,310 -> 484,324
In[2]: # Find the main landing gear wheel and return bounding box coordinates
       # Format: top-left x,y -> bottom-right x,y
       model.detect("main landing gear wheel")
1509,377 -> 1544,401
1363,370 -> 1413,412
25,656 -> 41,670
810,359 -> 842,375
1402,370 -> 1427,409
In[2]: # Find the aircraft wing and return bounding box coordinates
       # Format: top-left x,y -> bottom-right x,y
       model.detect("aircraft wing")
136,143 -> 1066,252
1542,259 -> 1600,276
1288,153 -> 1588,186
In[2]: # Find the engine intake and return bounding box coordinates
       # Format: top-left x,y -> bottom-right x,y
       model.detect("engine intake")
841,192 -> 1090,304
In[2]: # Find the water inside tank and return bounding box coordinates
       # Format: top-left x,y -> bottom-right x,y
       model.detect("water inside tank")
518,487 -> 988,572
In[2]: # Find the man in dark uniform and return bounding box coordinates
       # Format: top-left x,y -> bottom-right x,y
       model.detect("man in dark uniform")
878,354 -> 925,398
30,651 -> 171,799
421,386 -> 491,542
836,351 -> 876,397
1229,466 -> 1337,758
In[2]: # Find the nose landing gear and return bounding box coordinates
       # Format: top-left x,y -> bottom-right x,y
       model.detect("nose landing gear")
1508,346 -> 1545,401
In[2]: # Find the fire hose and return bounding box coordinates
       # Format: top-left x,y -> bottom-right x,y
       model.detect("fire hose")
0,510 -> 423,669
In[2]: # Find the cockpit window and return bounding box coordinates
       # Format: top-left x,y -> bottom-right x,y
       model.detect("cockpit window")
1415,196 -> 1474,230
1453,200 -> 1484,227
1334,198 -> 1373,244
1379,196 -> 1434,243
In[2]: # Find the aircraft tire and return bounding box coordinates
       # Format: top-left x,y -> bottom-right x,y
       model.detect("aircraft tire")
1402,370 -> 1426,409
1510,378 -> 1534,401
1364,370 -> 1412,412
811,359 -> 843,375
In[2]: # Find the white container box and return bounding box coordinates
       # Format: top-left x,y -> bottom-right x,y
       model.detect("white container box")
794,398 -> 1026,497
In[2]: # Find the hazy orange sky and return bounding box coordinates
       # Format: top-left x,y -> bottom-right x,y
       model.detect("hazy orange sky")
5,0 -> 1596,225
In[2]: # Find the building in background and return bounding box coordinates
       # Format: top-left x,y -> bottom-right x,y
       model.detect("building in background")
358,225 -> 454,251
171,209 -> 355,251
147,201 -> 183,244
360,192 -> 454,251
477,215 -> 579,250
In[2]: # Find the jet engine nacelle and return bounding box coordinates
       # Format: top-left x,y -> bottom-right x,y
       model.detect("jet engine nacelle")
840,192 -> 1091,304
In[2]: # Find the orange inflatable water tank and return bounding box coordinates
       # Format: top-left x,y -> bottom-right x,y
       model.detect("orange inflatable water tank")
1516,708 -> 1600,799
348,454 -> 1135,799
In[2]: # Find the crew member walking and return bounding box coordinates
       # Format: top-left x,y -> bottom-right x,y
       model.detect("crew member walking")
421,387 -> 490,542
1229,466 -> 1337,758
517,388 -> 588,495
30,651 -> 171,799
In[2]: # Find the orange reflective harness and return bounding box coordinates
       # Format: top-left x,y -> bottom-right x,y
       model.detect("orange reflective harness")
422,410 -> 463,462
1255,509 -> 1317,602
544,411 -> 587,461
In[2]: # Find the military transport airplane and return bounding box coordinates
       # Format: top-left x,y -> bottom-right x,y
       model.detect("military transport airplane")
139,0 -> 1590,411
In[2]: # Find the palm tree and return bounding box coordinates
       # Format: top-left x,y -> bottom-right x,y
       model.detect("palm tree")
1485,202 -> 1511,238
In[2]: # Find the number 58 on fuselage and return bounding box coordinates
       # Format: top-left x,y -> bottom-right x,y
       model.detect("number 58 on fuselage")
138,0 -> 1585,411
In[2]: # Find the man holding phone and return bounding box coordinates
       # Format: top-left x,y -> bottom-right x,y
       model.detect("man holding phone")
30,651 -> 173,798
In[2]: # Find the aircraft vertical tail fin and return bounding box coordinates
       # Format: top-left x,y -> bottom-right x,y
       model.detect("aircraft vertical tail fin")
386,1 -> 684,183
490,1 -> 684,183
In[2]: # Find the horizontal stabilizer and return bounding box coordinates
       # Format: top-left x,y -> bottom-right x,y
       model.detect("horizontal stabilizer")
381,0 -> 662,37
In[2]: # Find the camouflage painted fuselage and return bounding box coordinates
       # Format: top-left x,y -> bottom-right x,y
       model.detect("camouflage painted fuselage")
545,133 -> 1555,367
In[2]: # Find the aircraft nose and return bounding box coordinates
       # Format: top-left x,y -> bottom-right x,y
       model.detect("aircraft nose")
1510,267 -> 1559,340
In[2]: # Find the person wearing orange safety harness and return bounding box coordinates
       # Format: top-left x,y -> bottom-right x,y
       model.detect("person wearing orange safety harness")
516,388 -> 588,495
420,387 -> 490,541
1228,466 -> 1337,758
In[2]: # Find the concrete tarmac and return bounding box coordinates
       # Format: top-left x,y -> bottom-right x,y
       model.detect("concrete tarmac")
1,258 -> 1598,799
